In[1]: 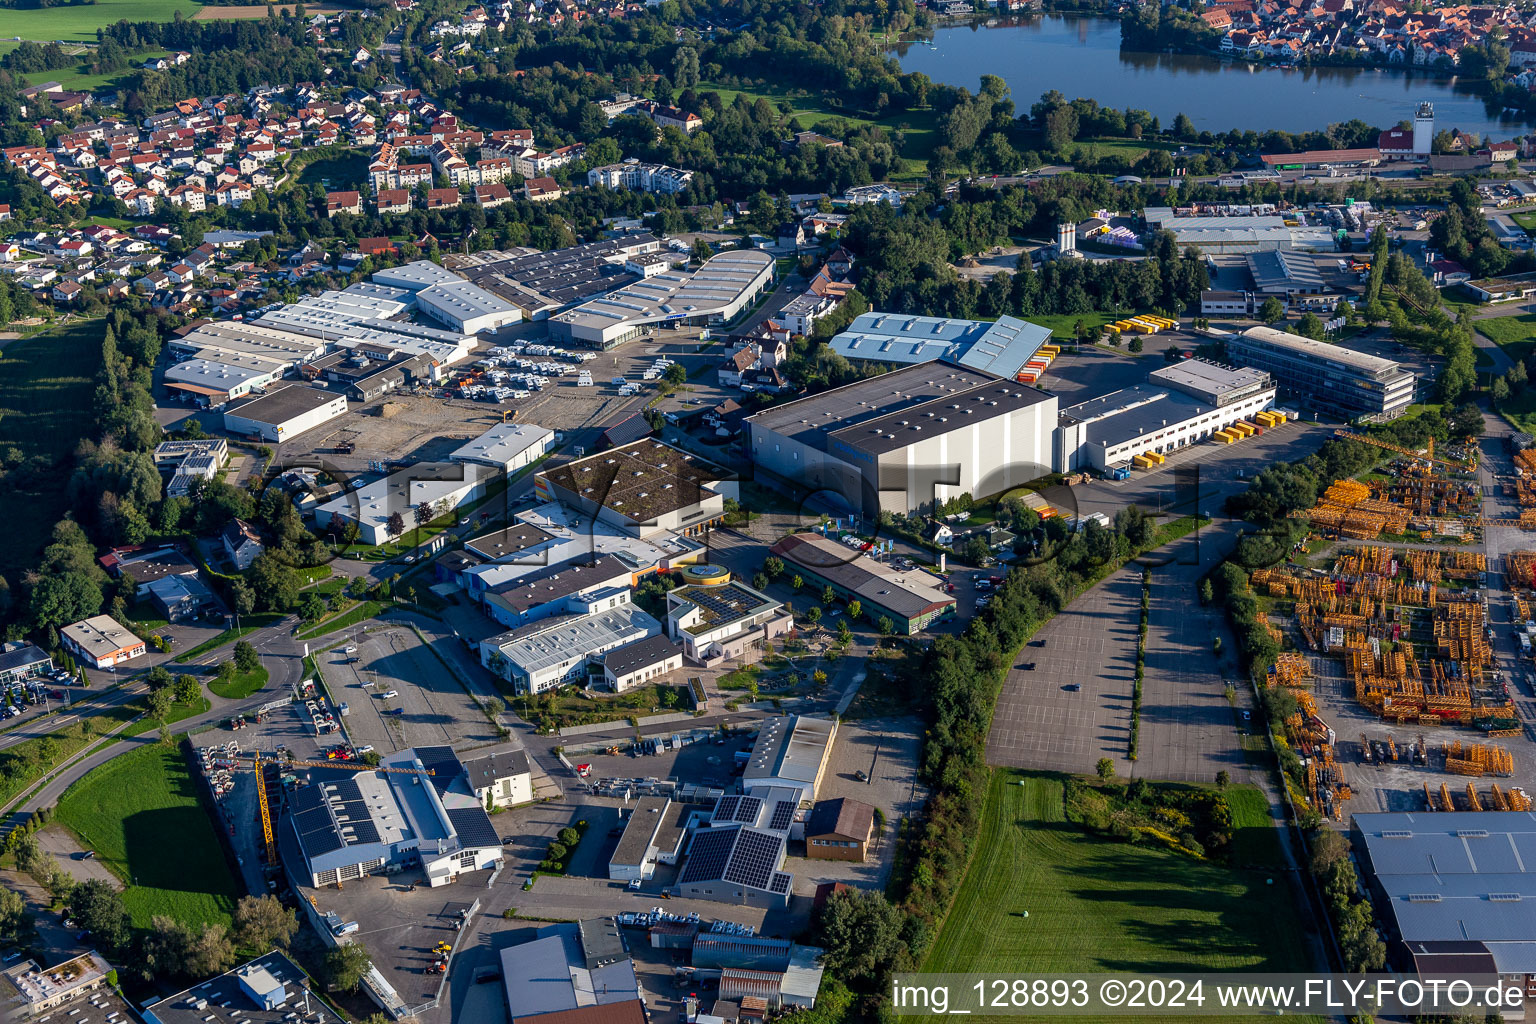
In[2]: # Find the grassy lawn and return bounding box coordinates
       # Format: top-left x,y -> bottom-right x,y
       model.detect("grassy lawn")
0,709 -> 139,809
1512,211 -> 1536,232
0,321 -> 103,578
922,771 -> 1319,1021
1023,311 -> 1131,341
173,613 -> 284,663
698,79 -> 937,178
294,149 -> 372,191
55,744 -> 238,929
122,695 -> 211,738
1478,312 -> 1536,364
209,666 -> 268,700
295,600 -> 386,641
3,0 -> 203,42
1222,784 -> 1289,871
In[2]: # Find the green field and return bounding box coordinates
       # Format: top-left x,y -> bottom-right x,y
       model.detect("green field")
2,0 -> 203,43
1478,312 -> 1536,363
0,321 -> 104,577
921,772 -> 1319,1022
209,665 -> 268,700
55,743 -> 239,929
0,41 -> 170,94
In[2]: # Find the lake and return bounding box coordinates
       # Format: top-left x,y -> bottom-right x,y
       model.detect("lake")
889,15 -> 1532,137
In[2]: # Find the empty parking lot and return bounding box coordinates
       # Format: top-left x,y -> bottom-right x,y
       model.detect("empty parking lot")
316,628 -> 500,754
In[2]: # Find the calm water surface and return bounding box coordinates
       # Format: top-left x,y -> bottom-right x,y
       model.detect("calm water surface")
890,15 -> 1534,136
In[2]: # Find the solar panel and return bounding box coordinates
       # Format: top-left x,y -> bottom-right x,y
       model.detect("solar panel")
680,828 -> 737,884
769,873 -> 791,895
734,796 -> 763,824
447,806 -> 500,850
768,801 -> 795,833
723,829 -> 783,891
714,795 -> 740,823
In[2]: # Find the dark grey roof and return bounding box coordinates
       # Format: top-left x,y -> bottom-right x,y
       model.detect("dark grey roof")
0,643 -> 50,675
461,748 -> 531,792
290,776 -> 379,859
412,744 -> 463,796
224,384 -> 341,426
144,951 -> 342,1024
466,521 -> 555,561
830,378 -> 1052,457
806,797 -> 873,840
612,796 -> 671,867
679,825 -> 788,894
600,414 -> 653,448
746,360 -> 1000,450
600,634 -> 681,676
446,805 -> 500,850
486,554 -> 632,613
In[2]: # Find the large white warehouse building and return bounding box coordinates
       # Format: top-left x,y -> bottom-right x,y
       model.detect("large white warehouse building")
745,361 -> 1057,515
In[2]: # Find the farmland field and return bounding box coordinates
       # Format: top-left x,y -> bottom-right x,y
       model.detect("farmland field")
3,0 -> 204,43
55,743 -> 240,929
0,320 -> 104,577
921,771 -> 1321,1023
194,3 -> 349,17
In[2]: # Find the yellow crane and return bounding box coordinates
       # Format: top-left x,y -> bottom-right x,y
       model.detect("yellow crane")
218,753 -> 436,873
1333,430 -> 1476,472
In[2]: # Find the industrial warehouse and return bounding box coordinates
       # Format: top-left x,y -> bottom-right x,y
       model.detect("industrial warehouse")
744,360 -> 1057,515
447,234 -> 664,319
548,249 -> 776,348
1054,361 -> 1279,471
827,312 -> 1053,380
769,532 -> 956,633
222,384 -> 350,443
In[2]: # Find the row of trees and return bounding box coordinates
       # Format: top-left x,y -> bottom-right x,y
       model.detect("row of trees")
811,505 -> 1177,1012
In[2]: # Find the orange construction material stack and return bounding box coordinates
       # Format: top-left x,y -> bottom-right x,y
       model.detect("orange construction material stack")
1444,741 -> 1515,776
1507,550 -> 1536,589
1491,783 -> 1512,811
1467,783 -> 1484,812
1511,788 -> 1533,811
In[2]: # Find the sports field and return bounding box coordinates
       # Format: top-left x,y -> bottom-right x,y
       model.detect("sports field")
3,0 -> 204,43
55,743 -> 240,929
0,321 -> 104,577
921,771 -> 1321,1022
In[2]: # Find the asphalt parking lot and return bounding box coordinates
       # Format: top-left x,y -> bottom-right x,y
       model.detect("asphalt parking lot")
302,874 -> 488,1009
987,567 -> 1141,773
316,627 -> 500,755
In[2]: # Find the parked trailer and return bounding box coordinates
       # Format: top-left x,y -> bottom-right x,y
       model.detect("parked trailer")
1132,454 -> 1155,468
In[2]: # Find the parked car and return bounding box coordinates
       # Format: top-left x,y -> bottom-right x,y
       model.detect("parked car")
380,690 -> 399,699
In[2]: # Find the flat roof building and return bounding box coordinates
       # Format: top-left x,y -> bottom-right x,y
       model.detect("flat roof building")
828,312 -> 1052,379
481,553 -> 635,628
498,924 -> 640,1021
746,360 -> 1056,515
286,745 -> 502,888
448,422 -> 556,473
665,578 -> 793,665
143,952 -> 342,1024
415,278 -> 523,335
741,715 -> 836,803
549,250 -> 774,348
1351,811 -> 1536,980
448,235 -> 660,320
536,440 -> 728,539
164,355 -> 286,404
313,462 -> 496,545
0,641 -> 52,686
768,532 -> 955,633
479,600 -> 662,694
608,796 -> 691,880
60,615 -> 144,669
1229,325 -> 1415,421
1142,207 -> 1337,254
1,952 -> 115,1016
223,384 -> 349,442
1055,361 -> 1278,471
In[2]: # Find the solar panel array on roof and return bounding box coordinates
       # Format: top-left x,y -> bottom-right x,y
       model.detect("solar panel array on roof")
412,745 -> 461,794
446,806 -> 500,850
680,828 -> 736,884
769,873 -> 791,895
733,796 -> 763,824
292,788 -> 345,857
319,776 -> 382,846
768,801 -> 795,833
724,830 -> 784,891
714,795 -> 740,822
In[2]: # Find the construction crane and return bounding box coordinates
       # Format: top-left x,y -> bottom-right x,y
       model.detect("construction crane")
1333,430 -> 1476,472
200,748 -> 436,876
